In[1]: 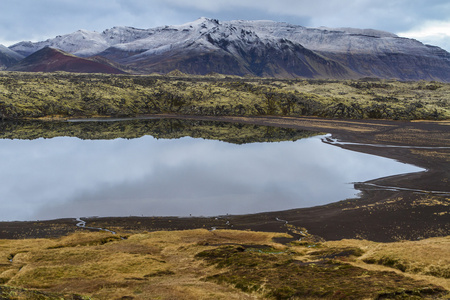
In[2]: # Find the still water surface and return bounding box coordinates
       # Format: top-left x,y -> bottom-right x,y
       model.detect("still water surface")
0,120 -> 423,221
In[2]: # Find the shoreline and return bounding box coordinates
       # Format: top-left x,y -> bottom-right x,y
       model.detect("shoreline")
0,114 -> 448,242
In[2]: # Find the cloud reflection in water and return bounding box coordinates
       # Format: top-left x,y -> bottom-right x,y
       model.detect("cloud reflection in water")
0,135 -> 423,221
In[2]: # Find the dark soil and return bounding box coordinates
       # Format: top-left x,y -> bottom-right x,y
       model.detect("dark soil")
1,115 -> 448,242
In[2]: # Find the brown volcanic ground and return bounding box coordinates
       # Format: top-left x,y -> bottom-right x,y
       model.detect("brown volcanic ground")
8,47 -> 125,74
0,115 -> 448,243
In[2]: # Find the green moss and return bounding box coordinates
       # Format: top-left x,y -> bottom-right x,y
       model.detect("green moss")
196,245 -> 446,299
363,256 -> 409,273
0,118 -> 320,143
309,247 -> 365,259
0,72 -> 448,120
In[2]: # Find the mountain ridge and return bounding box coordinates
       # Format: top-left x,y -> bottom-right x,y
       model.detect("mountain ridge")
8,47 -> 125,74
5,18 -> 450,81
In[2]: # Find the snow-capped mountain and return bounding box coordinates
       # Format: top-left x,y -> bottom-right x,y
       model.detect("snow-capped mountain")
7,18 -> 450,81
10,26 -> 157,58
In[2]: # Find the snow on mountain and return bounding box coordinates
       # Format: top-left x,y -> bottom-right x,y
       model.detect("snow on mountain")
10,30 -> 109,57
226,20 -> 440,56
110,19 -> 355,78
9,17 -> 448,58
0,44 -> 24,69
319,27 -> 398,38
101,26 -> 155,45
6,17 -> 450,80
9,26 -> 155,57
0,44 -> 24,60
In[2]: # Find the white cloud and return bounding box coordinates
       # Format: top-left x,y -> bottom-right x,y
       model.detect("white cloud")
398,20 -> 450,51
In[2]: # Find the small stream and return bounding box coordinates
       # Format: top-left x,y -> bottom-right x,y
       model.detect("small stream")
75,217 -> 116,234
355,182 -> 450,196
323,136 -> 450,149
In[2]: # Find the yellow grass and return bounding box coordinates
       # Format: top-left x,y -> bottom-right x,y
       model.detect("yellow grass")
0,230 -> 448,299
0,230 -> 285,299
323,236 -> 450,290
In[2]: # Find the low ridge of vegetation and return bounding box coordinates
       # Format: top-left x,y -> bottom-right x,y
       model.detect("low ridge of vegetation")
0,72 -> 448,120
0,118 -> 320,143
0,230 -> 448,299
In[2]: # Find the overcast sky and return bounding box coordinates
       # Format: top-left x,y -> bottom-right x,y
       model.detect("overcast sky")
1,0 -> 450,51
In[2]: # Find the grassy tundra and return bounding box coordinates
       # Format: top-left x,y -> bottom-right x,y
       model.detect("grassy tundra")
0,230 -> 448,299
0,72 -> 448,120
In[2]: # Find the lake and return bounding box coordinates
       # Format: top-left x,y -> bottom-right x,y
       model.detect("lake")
0,118 -> 423,221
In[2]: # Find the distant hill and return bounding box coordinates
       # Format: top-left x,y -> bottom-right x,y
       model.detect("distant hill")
7,47 -> 125,74
6,18 -> 450,81
0,44 -> 24,69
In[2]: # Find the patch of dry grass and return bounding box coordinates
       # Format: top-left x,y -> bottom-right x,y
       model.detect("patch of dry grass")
411,149 -> 450,162
0,230 -> 448,299
323,236 -> 450,289
0,230 -> 283,299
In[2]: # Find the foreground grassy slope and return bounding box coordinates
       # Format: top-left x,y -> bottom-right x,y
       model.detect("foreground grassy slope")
0,72 -> 448,120
0,230 -> 448,299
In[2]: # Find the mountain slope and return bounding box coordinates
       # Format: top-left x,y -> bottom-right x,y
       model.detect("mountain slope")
8,47 -> 125,74
9,27 -> 156,58
104,20 -> 355,78
8,18 -> 450,81
0,45 -> 24,69
216,20 -> 450,81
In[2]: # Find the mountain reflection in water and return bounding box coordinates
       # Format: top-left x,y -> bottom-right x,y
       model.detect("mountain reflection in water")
0,118 -> 423,221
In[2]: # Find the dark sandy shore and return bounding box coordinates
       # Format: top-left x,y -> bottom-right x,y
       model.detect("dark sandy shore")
1,115 -> 449,242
